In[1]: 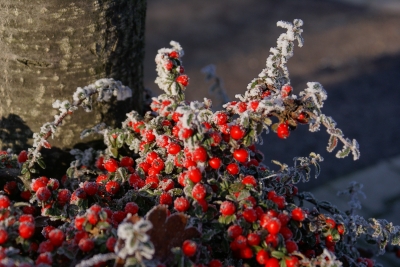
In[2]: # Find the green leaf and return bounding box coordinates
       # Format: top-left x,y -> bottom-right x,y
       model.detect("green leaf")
165,161 -> 174,174
37,158 -> 46,169
109,147 -> 119,158
169,188 -> 183,196
327,135 -> 338,152
336,146 -> 351,158
271,250 -> 285,259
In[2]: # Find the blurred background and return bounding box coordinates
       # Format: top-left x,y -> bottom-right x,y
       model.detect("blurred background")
144,1 -> 400,261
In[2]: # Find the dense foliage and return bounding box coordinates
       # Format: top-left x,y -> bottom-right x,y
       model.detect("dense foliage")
0,19 -> 398,267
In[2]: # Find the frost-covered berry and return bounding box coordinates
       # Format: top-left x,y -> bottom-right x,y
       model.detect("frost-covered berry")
36,187 -> 51,202
176,74 -> 189,87
0,228 -> 8,244
103,158 -> 119,172
79,238 -> 94,252
192,183 -> 206,201
83,181 -> 98,196
57,189 -> 71,205
220,201 -> 236,216
174,197 -> 190,212
277,122 -> 290,139
19,222 -> 35,239
159,192 -> 173,205
105,180 -> 120,195
124,202 -> 139,215
0,195 -> 10,209
182,240 -> 197,257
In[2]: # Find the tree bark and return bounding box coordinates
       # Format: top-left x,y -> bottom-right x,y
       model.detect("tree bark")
0,0 -> 146,152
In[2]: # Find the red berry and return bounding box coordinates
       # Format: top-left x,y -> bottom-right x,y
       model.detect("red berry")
57,189 -> 71,205
176,75 -> 189,87
103,158 -> 119,172
159,192 -> 173,205
74,216 -> 86,230
36,187 -> 51,202
220,201 -> 235,216
83,181 -> 98,196
249,100 -> 259,111
168,142 -> 181,155
226,163 -> 239,175
79,238 -> 95,252
19,214 -> 34,223
0,195 -> 10,208
227,225 -> 242,240
169,51 -> 179,58
19,222 -> 35,239
192,184 -> 206,201
112,211 -> 127,223
49,229 -> 65,247
236,102 -> 247,113
233,148 -> 249,163
278,212 -> 291,226
233,235 -> 247,250
265,234 -> 279,248
230,125 -> 245,140
214,112 -> 228,125
0,228 -> 8,244
326,218 -> 336,228
285,255 -> 299,267
96,174 -> 109,184
125,202 -> 139,215
105,180 -> 120,195
145,175 -> 160,189
337,224 -> 345,235
256,250 -> 269,264
247,233 -> 261,246
291,207 -> 305,221
285,240 -> 298,253
208,157 -> 222,169
36,252 -> 53,265
160,179 -> 175,191
18,150 -> 28,163
31,177 -> 48,192
296,112 -> 308,124
193,146 -> 207,162
120,156 -> 134,167
280,226 -> 293,240
96,156 -> 106,170
242,175 -> 257,187
265,258 -> 280,267
208,259 -> 222,267
277,122 -> 290,139
181,128 -> 193,139
281,84 -> 292,98
239,246 -> 253,259
151,157 -> 165,172
242,209 -> 257,223
20,190 -> 32,201
271,196 -> 286,209
174,197 -> 190,212
182,240 -> 197,257
128,173 -> 144,189
209,132 -> 222,146
264,218 -> 281,235
188,167 -> 202,183
106,236 -> 117,252
146,152 -> 159,164
87,211 -> 99,225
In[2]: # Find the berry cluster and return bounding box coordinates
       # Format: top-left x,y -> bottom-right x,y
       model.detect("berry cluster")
0,19 -> 396,267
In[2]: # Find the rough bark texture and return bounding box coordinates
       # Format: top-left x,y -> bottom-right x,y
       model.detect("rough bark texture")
0,0 -> 146,152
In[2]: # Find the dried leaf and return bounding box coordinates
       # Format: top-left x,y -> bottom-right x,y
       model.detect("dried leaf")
146,205 -> 200,263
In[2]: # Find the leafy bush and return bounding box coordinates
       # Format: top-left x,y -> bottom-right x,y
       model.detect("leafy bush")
0,19 -> 398,267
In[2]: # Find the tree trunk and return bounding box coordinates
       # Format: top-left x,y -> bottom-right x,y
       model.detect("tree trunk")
0,0 -> 146,153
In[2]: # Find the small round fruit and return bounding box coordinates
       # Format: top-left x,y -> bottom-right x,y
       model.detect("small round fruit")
174,197 -> 190,212
233,148 -> 249,163
220,201 -> 236,216
226,163 -> 239,175
19,222 -> 35,239
176,75 -> 189,87
188,167 -> 202,183
83,181 -> 98,196
125,202 -> 139,215
105,181 -> 120,195
0,195 -> 10,209
277,122 -> 290,139
192,184 -> 206,201
79,238 -> 94,252
106,236 -> 117,252
208,157 -> 222,169
103,158 -> 119,172
36,187 -> 51,202
159,192 -> 173,205
48,229 -> 65,247
264,218 -> 281,235
230,125 -> 245,140
0,228 -> 8,244
291,207 -> 305,221
285,255 -> 300,267
265,258 -> 280,267
242,209 -> 257,223
182,240 -> 197,257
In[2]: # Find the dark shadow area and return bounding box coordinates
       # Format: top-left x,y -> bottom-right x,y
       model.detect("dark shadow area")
260,53 -> 400,190
0,114 -> 33,152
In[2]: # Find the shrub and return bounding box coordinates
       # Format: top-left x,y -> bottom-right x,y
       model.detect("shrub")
0,19 -> 398,267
